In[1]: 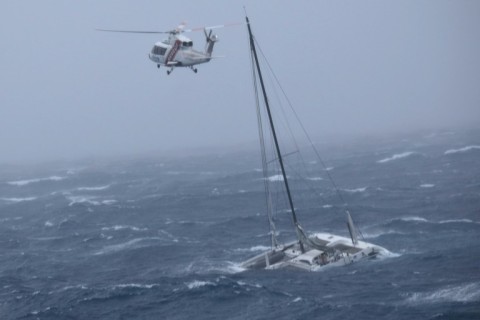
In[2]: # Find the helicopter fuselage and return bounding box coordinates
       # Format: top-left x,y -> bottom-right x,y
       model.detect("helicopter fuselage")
148,34 -> 213,71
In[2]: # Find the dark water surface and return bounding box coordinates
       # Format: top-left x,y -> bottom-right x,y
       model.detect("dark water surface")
1,130 -> 479,319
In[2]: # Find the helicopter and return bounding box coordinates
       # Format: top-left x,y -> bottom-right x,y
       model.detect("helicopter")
97,23 -> 236,75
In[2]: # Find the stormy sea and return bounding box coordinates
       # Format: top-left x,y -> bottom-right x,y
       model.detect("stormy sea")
1,129 -> 479,319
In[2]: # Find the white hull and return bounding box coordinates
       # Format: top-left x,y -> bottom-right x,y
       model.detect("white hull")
241,233 -> 389,272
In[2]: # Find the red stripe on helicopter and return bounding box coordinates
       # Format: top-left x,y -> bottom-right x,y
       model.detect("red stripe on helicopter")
166,40 -> 181,64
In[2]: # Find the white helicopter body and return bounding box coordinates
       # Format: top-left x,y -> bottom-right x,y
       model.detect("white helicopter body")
148,33 -> 218,74
98,23 -> 226,75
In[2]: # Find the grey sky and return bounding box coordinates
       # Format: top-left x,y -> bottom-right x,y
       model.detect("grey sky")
1,1 -> 479,164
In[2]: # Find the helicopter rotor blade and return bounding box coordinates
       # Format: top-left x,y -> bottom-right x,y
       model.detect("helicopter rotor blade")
96,22 -> 242,35
96,28 -> 171,34
183,22 -> 243,33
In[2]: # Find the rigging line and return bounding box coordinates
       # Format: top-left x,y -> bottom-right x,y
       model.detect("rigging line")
254,44 -> 366,242
247,17 -> 305,253
284,161 -> 324,204
253,38 -> 302,156
249,36 -> 278,248
253,39 -> 351,213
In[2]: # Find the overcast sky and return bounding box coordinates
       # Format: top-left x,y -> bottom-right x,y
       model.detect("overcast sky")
1,1 -> 479,164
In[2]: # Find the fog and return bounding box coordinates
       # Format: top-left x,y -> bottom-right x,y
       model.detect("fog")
1,0 -> 479,164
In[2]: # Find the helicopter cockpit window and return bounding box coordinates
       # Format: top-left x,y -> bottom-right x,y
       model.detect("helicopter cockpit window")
152,46 -> 167,56
182,41 -> 193,47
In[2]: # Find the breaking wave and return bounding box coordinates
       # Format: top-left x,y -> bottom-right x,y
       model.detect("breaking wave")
7,176 -> 66,186
376,152 -> 417,163
405,282 -> 480,304
420,184 -> 435,188
67,196 -> 116,206
234,245 -> 270,253
1,197 -> 37,202
94,237 -> 161,255
388,217 -> 479,225
343,187 -> 367,193
362,229 -> 406,239
266,174 -> 284,182
185,280 -> 216,290
444,145 -> 480,155
101,225 -> 148,232
77,185 -> 111,191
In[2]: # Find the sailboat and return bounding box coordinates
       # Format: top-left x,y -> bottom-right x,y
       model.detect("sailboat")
240,15 -> 389,271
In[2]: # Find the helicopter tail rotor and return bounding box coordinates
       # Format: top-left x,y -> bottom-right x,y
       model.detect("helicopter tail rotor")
204,29 -> 219,57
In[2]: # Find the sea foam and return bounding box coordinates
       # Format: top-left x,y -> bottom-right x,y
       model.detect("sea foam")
1,197 -> 37,202
8,176 -> 65,186
405,282 -> 480,304
444,145 -> 480,155
377,152 -> 416,164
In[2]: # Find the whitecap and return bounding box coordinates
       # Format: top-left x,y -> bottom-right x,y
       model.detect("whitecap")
1,197 -> 37,202
266,174 -> 284,182
1,196 -> 37,203
101,200 -> 117,205
398,216 -> 429,223
8,176 -> 65,186
362,229 -> 405,239
234,245 -> 270,252
439,219 -> 477,224
60,284 -> 88,292
307,177 -> 323,181
76,185 -> 111,191
94,237 -> 161,255
101,225 -> 148,232
420,184 -> 435,188
292,297 -> 302,303
444,145 -> 480,155
343,187 -> 367,193
113,283 -> 157,290
67,196 -> 100,206
405,282 -> 480,304
377,152 -> 416,164
185,280 -> 216,290
322,204 -> 333,209
44,221 -> 54,227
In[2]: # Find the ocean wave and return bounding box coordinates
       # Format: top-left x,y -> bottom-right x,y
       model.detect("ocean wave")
67,196 -> 100,206
362,229 -> 406,239
419,184 -> 435,188
234,245 -> 270,253
67,196 -> 116,206
94,237 -> 161,255
390,217 -> 479,225
405,282 -> 480,304
7,176 -> 66,186
307,177 -> 323,181
439,219 -> 478,224
112,283 -> 158,290
77,185 -> 111,191
185,280 -> 217,290
44,221 -> 54,227
444,145 -> 480,155
343,187 -> 367,193
266,174 -> 285,182
101,225 -> 148,232
1,197 -> 37,202
376,152 -> 417,164
58,284 -> 88,292
396,216 -> 429,223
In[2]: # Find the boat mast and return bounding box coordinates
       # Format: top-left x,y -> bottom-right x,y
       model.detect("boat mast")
246,16 -> 305,253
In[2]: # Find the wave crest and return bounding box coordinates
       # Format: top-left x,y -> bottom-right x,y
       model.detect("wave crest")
377,152 -> 417,164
